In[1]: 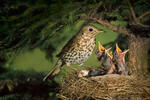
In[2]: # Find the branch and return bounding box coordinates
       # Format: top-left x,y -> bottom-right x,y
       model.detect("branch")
126,0 -> 137,22
136,22 -> 150,28
86,17 -> 129,35
137,10 -> 150,20
93,0 -> 97,3
125,0 -> 150,28
7,4 -> 47,22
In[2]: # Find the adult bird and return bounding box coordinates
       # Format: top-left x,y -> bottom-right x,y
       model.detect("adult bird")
43,25 -> 104,81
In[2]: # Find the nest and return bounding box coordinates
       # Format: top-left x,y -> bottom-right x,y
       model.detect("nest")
58,72 -> 150,100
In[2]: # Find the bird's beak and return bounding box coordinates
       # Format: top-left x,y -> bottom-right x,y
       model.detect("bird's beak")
106,47 -> 112,52
106,47 -> 113,59
109,51 -> 113,59
98,41 -> 105,52
122,49 -> 129,54
98,30 -> 105,33
95,29 -> 105,33
116,44 -> 122,53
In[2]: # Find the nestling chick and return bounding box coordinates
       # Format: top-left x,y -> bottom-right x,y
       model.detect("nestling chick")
78,41 -> 116,77
113,44 -> 129,75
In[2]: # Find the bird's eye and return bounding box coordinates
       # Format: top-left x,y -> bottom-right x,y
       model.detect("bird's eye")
89,28 -> 93,31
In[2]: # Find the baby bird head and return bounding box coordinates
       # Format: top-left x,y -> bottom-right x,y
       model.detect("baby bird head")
81,25 -> 104,36
113,44 -> 129,74
98,41 -> 105,56
115,44 -> 129,57
114,44 -> 129,63
98,41 -> 112,57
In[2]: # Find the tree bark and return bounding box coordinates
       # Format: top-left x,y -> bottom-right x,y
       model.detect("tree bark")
128,34 -> 150,74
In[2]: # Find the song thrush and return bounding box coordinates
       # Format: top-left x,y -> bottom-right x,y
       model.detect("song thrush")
43,25 -> 104,81
113,44 -> 129,75
78,41 -> 116,77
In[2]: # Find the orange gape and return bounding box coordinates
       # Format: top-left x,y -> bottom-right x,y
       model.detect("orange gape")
109,51 -> 113,59
98,41 -> 113,59
116,44 -> 122,53
98,41 -> 105,52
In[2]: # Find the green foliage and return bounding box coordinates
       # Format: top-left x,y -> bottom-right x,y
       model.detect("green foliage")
0,1 -> 89,59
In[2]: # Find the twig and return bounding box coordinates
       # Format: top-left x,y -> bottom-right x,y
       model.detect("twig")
93,0 -> 96,3
125,0 -> 150,28
88,17 -> 129,35
136,22 -> 150,28
7,4 -> 47,22
137,10 -> 150,20
57,94 -> 69,100
126,0 -> 137,22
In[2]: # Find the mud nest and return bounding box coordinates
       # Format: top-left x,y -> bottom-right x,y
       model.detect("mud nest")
58,72 -> 150,100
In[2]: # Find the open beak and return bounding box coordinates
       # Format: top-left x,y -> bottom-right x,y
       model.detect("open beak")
98,41 -> 105,52
109,51 -> 113,59
116,44 -> 122,53
106,47 -> 112,52
106,48 -> 113,59
122,49 -> 129,54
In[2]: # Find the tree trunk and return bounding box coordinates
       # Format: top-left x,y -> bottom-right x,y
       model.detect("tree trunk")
128,34 -> 150,74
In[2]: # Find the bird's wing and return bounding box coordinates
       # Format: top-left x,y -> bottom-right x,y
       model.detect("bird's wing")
56,33 -> 80,57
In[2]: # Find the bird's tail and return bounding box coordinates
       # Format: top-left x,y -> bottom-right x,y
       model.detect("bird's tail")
43,59 -> 63,81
